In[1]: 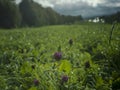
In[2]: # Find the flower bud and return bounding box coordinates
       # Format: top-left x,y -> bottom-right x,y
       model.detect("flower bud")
54,52 -> 62,60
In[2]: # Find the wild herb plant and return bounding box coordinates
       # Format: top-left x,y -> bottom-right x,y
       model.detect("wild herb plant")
0,24 -> 120,90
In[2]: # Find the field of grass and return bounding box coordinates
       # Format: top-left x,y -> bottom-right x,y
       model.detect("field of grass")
0,24 -> 120,90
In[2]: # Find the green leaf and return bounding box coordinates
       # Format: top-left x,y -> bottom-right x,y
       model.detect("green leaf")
59,60 -> 71,73
28,86 -> 37,90
20,61 -> 32,75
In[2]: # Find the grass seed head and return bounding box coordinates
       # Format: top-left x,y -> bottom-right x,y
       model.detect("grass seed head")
69,39 -> 73,46
85,61 -> 90,68
31,65 -> 35,69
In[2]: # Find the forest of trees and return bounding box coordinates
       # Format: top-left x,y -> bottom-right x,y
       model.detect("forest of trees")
0,0 -> 83,29
0,0 -> 21,28
100,12 -> 120,24
0,0 -> 120,29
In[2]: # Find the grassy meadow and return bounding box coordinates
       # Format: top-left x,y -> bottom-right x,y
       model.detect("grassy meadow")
0,23 -> 120,90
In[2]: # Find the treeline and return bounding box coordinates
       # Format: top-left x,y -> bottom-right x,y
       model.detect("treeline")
100,12 -> 120,24
0,0 -> 21,28
0,0 -> 83,29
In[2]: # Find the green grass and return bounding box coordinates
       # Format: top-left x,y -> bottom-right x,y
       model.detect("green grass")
0,24 -> 120,90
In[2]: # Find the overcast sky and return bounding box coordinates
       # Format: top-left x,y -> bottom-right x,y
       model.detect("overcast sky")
16,0 -> 120,18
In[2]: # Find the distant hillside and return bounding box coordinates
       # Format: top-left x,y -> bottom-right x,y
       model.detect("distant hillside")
19,0 -> 83,27
100,11 -> 120,23
0,0 -> 83,29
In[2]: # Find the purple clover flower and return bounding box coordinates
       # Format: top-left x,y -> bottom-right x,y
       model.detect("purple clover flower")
33,79 -> 39,86
61,75 -> 69,82
54,52 -> 62,60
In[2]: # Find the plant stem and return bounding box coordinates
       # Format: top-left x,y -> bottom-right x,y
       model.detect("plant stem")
109,21 -> 116,45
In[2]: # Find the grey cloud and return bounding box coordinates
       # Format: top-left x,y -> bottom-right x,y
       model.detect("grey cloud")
52,0 -> 120,18
16,0 -> 120,18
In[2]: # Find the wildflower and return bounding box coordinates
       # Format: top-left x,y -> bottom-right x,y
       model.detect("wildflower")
61,75 -> 69,82
54,52 -> 62,60
69,39 -> 73,46
33,79 -> 39,86
31,65 -> 35,69
85,61 -> 90,68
